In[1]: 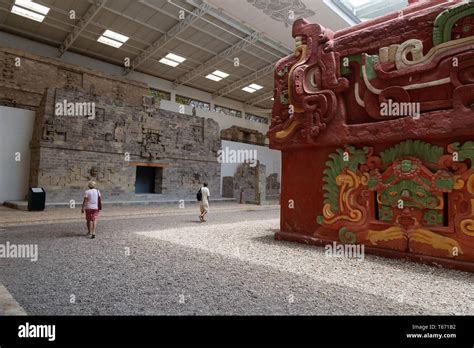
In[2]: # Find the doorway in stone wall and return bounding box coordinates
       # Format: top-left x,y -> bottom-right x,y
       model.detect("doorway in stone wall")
135,166 -> 163,194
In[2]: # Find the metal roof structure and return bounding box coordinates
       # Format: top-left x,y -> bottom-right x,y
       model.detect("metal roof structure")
0,0 -> 294,109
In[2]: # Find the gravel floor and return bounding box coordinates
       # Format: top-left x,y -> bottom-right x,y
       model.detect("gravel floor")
0,208 -> 473,315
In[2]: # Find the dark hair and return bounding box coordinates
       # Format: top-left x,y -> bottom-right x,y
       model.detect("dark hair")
203,182 -> 208,187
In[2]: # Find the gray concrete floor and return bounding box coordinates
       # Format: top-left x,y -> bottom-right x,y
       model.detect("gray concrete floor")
0,206 -> 472,315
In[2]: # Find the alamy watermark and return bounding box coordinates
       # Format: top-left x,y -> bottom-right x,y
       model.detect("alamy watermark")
18,322 -> 55,341
55,99 -> 95,120
380,100 -> 420,119
0,241 -> 38,262
217,147 -> 258,167
324,242 -> 365,261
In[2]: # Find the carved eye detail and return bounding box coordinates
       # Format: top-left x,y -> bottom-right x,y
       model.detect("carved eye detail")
389,191 -> 398,196
416,192 -> 425,198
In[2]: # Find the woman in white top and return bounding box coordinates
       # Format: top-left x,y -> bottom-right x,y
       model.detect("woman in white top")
199,182 -> 210,222
81,181 -> 101,239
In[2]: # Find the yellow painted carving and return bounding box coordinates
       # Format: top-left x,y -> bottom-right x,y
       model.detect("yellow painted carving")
287,45 -> 307,113
453,175 -> 464,190
367,226 -> 406,245
460,219 -> 474,237
467,173 -> 474,194
410,228 -> 463,257
322,203 -> 335,219
275,119 -> 300,139
459,198 -> 474,237
322,170 -> 364,224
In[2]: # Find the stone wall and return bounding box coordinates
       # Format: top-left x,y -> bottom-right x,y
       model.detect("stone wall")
29,87 -> 220,203
266,173 -> 280,198
220,126 -> 266,146
222,176 -> 234,198
223,164 -> 280,203
233,162 -> 266,205
0,47 -> 147,110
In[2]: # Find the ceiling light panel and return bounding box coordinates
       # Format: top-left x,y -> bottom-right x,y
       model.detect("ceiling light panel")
102,29 -> 129,43
97,29 -> 129,48
11,0 -> 50,22
206,74 -> 222,81
165,53 -> 186,63
159,58 -> 180,67
212,70 -> 229,78
15,0 -> 49,15
248,83 -> 263,90
242,87 -> 256,93
159,53 -> 186,67
97,36 -> 123,48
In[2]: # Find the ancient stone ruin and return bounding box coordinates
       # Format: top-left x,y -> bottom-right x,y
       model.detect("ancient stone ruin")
30,87 -> 220,202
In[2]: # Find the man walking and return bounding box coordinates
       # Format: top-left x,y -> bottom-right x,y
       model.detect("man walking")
199,182 -> 210,222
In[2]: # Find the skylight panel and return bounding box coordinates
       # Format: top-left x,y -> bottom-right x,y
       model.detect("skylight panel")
165,53 -> 186,63
205,70 -> 229,82
242,83 -> 264,93
248,83 -> 263,90
11,0 -> 50,22
242,86 -> 257,93
159,53 -> 186,67
97,30 -> 129,48
159,58 -> 180,67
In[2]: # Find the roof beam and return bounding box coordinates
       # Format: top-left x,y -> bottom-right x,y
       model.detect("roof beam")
187,23 -> 275,65
213,63 -> 275,98
58,0 -> 107,56
173,31 -> 264,87
245,91 -> 274,106
185,0 -> 292,56
125,2 -> 211,74
98,5 -> 257,74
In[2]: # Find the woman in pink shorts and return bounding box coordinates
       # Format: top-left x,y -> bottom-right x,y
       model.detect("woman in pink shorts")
81,181 -> 102,239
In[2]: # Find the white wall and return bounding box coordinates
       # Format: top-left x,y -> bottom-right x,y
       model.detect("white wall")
220,140 -> 281,195
0,106 -> 35,203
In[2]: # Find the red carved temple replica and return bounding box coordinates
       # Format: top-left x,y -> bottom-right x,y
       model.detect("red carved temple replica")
269,0 -> 474,271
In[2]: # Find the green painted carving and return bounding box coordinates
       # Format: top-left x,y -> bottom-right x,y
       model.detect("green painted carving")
341,55 -> 362,76
316,215 -> 324,225
338,227 -> 357,243
423,210 -> 443,226
322,146 -> 369,212
379,140 -> 444,165
395,159 -> 418,173
363,54 -> 379,81
280,89 -> 289,105
321,141 -> 456,229
341,54 -> 378,80
435,177 -> 455,190
433,2 -> 474,46
368,176 -> 379,189
419,176 -> 432,187
383,173 -> 396,185
379,180 -> 439,210
450,141 -> 474,168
